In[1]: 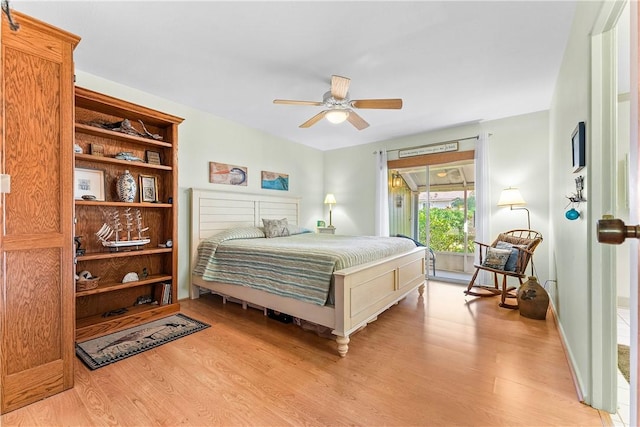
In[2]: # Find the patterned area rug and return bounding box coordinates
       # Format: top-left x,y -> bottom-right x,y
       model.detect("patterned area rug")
76,313 -> 210,370
619,344 -> 630,384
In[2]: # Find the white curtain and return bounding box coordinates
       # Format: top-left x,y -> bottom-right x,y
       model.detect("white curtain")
375,149 -> 390,236
475,132 -> 490,266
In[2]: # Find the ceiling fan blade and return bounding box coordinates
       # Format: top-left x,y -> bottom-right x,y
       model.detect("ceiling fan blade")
274,99 -> 323,106
299,111 -> 328,128
351,99 -> 403,109
346,110 -> 370,130
331,75 -> 351,100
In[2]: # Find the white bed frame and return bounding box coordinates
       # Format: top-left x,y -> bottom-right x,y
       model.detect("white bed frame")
189,189 -> 426,357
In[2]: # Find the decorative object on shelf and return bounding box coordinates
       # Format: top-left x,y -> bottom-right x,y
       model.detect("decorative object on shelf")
85,118 -> 163,140
76,270 -> 100,291
122,272 -> 139,283
141,267 -> 149,279
115,152 -> 144,162
134,295 -> 153,305
116,170 -> 137,202
209,162 -> 247,186
75,167 -> 106,201
261,170 -> 289,191
90,143 -> 105,157
145,150 -> 161,165
516,276 -> 549,320
139,174 -> 158,202
571,121 -> 586,173
324,193 -> 337,228
74,143 -> 83,153
497,187 -> 530,229
165,239 -> 173,248
565,175 -> 586,221
74,236 -> 85,256
96,208 -> 150,251
81,195 -> 96,201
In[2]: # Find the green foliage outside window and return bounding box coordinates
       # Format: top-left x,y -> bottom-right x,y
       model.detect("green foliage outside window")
418,196 -> 475,253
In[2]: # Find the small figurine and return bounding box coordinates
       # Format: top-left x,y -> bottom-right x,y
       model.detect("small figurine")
74,236 -> 85,256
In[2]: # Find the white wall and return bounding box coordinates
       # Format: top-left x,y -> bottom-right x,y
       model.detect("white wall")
75,71 -> 325,300
548,0 -> 608,406
324,110 -> 551,284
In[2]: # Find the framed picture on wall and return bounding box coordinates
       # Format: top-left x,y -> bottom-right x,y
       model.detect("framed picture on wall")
572,121 -> 586,173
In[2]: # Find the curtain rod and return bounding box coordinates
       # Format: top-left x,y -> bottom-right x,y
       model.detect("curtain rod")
372,134 -> 481,154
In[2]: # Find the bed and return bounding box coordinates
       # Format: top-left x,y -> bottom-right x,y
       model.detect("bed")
190,189 -> 426,356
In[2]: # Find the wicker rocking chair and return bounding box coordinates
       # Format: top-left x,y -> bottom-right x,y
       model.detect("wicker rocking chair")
464,229 -> 543,308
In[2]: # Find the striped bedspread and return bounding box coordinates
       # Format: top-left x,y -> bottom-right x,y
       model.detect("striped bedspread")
193,227 -> 418,305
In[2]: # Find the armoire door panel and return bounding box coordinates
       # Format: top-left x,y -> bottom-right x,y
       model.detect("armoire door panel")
3,48 -> 62,236
1,360 -> 64,413
3,248 -> 62,374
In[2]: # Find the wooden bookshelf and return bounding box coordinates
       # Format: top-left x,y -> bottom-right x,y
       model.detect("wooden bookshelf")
73,87 -> 183,342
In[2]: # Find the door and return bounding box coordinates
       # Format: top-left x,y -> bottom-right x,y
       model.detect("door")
0,12 -> 79,413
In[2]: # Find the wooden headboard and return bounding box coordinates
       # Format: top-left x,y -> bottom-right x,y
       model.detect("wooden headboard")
190,188 -> 301,259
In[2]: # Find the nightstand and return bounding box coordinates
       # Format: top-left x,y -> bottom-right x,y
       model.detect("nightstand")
317,227 -> 336,235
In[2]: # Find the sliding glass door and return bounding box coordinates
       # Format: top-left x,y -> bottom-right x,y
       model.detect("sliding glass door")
389,159 -> 475,281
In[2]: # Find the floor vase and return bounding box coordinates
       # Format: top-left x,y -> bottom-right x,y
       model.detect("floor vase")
516,276 -> 549,320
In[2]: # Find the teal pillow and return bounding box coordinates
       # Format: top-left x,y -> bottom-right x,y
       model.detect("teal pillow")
495,241 -> 527,272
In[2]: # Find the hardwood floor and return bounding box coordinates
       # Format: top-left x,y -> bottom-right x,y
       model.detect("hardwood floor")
2,280 -> 609,426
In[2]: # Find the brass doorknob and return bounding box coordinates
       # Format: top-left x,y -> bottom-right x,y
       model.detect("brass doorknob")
597,216 -> 640,244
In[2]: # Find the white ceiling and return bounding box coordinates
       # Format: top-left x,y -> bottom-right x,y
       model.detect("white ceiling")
15,1 -> 576,151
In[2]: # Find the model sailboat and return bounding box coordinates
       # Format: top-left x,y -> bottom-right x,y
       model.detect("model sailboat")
96,208 -> 150,251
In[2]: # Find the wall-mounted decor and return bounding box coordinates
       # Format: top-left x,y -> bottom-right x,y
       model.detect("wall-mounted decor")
145,150 -> 161,165
74,167 -> 105,201
398,141 -> 458,158
261,171 -> 289,191
572,121 -> 586,173
139,174 -> 158,202
209,162 -> 247,186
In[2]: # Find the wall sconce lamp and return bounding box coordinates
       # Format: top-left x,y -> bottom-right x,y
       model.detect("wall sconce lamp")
324,193 -> 337,228
325,109 -> 350,124
497,187 -> 531,229
391,171 -> 404,188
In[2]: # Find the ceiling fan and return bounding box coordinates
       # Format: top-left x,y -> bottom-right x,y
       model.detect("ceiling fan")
273,75 -> 403,130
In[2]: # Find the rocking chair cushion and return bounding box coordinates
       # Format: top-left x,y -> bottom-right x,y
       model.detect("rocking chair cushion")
481,247 -> 512,270
495,241 -> 527,272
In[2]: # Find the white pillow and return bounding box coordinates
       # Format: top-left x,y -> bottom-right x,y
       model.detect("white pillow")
262,218 -> 290,238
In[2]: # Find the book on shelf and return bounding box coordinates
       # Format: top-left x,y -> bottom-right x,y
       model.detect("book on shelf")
160,282 -> 171,305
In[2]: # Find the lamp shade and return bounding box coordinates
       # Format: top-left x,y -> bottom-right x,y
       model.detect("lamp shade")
324,193 -> 337,205
497,187 -> 526,206
325,110 -> 349,124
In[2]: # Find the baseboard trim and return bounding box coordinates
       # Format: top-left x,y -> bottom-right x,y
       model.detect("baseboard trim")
549,300 -> 587,404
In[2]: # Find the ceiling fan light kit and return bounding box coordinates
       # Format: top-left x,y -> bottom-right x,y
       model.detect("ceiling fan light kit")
325,109 -> 350,124
273,75 -> 402,131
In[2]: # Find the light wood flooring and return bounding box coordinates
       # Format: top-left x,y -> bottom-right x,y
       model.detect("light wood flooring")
2,281 -> 609,426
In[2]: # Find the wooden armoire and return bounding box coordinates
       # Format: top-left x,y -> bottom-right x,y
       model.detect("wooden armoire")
0,11 -> 80,413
